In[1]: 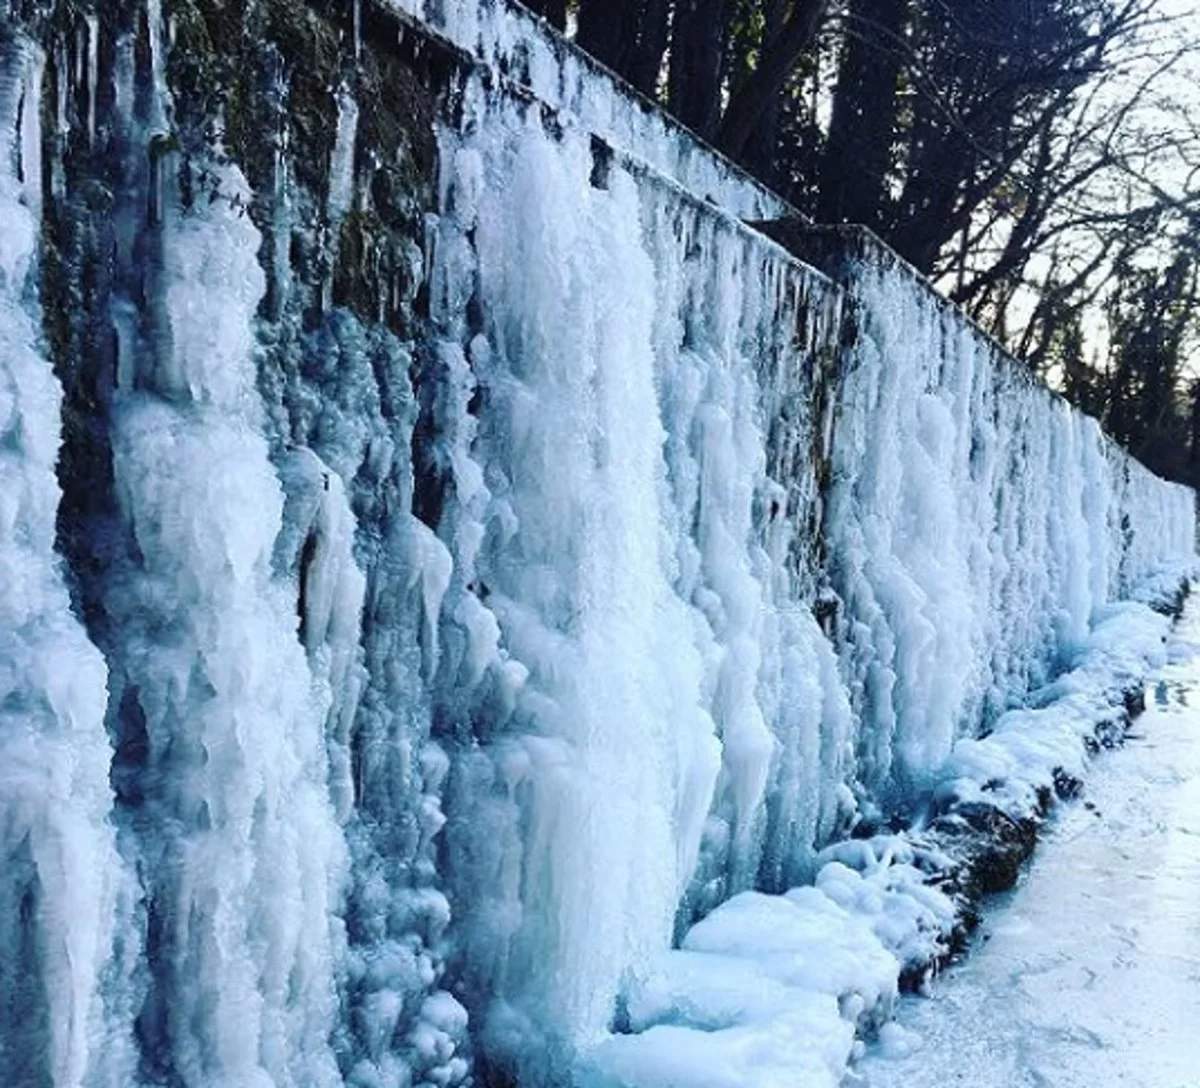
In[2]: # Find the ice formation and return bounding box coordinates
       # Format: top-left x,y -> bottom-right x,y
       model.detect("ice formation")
0,33 -> 133,1088
820,248 -> 1196,806
90,10 -> 357,1084
0,2 -> 1195,1087
427,79 -> 870,1079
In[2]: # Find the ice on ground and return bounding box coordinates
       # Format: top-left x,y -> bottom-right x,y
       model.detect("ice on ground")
586,571 -> 1181,1088
815,859 -> 956,977
940,593 -> 1173,816
683,890 -> 897,1015
581,1011 -> 854,1088
580,941 -> 857,1088
856,599 -> 1200,1088
876,1021 -> 920,1061
581,886 -> 897,1087
579,845 -> 953,1087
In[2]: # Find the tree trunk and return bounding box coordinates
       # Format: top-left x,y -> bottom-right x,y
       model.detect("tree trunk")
1190,383 -> 1200,487
524,0 -> 568,32
815,0 -> 908,228
578,0 -> 643,75
732,0 -> 788,178
668,0 -> 730,139
717,0 -> 828,162
888,131 -> 975,272
628,0 -> 672,96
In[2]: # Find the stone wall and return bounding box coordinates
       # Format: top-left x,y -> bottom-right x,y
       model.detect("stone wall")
1,2 -> 1194,1085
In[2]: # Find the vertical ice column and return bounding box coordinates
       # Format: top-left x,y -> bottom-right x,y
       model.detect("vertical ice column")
97,12 -> 351,1083
282,315 -> 461,1087
642,195 -> 850,893
1079,417 -> 1115,615
1045,403 -> 1095,651
826,269 -> 981,797
0,32 -> 130,1088
1114,453 -> 1196,590
108,182 -> 348,1088
680,241 -> 776,886
444,114 -> 722,1058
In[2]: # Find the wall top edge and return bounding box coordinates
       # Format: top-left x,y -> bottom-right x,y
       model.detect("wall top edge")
753,222 -> 1194,497
375,0 -> 798,221
352,1 -> 838,302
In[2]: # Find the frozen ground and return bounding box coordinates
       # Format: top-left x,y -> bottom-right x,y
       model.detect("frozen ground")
853,597 -> 1200,1088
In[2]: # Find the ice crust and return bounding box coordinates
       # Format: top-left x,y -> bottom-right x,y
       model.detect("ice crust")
0,4 -> 1196,1087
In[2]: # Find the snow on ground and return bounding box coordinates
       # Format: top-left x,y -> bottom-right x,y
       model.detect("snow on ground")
935,595 -> 1176,818
579,574 -> 1191,1088
854,593 -> 1200,1087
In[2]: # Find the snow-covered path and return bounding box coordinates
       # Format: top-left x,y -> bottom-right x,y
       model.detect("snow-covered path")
854,599 -> 1200,1088
859,599 -> 1200,1084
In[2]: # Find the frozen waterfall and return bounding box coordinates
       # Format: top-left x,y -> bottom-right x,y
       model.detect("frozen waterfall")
0,32 -> 133,1088
0,3 -> 1195,1087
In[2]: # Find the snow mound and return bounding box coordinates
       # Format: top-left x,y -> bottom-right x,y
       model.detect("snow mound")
582,571 -> 1189,1088
580,874 -> 950,1086
939,596 -> 1172,816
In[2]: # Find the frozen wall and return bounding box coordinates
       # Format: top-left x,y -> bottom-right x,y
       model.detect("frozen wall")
0,2 -> 1195,1087
429,77 -> 853,1081
785,230 -> 1197,808
381,0 -> 791,219
0,31 -> 135,1088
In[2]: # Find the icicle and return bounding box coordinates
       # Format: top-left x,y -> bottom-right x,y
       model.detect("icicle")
318,84 -> 359,315
54,38 -> 67,144
0,30 -> 131,1088
327,84 -> 359,226
103,166 -> 351,1083
74,18 -> 85,95
87,5 -> 352,1077
144,0 -> 169,138
15,34 -> 41,214
85,14 -> 99,149
276,448 -> 368,826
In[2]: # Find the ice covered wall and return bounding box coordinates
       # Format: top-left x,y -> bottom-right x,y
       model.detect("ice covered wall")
381,0 -> 790,219
18,1 -> 487,1083
25,4 -> 367,1084
426,77 -> 853,1082
0,30 -> 135,1088
786,230 -> 1197,806
0,1 -> 1195,1086
1112,447 -> 1196,596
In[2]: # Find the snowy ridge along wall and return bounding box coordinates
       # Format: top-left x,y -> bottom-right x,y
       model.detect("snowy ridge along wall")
0,2 -> 1194,1086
